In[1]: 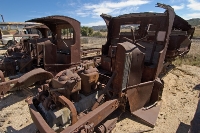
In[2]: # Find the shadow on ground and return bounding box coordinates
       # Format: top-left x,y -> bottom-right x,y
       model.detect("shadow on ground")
0,86 -> 38,110
6,123 -> 36,133
159,64 -> 176,79
193,84 -> 200,91
176,122 -> 190,133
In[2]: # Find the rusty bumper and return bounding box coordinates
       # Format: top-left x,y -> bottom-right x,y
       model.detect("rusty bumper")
26,96 -> 119,133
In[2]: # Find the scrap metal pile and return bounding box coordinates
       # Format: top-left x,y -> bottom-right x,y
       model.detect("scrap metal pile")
0,3 -> 195,133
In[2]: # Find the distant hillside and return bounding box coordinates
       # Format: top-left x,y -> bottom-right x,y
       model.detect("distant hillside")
187,18 -> 200,26
91,24 -> 140,31
91,25 -> 107,31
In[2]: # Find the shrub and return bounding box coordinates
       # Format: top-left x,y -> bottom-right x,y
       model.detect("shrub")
92,31 -> 102,37
81,26 -> 93,36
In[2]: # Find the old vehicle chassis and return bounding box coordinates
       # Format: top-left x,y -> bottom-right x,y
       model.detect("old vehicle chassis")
0,3 -> 195,133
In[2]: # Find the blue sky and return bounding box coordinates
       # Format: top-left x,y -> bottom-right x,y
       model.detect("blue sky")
0,0 -> 200,26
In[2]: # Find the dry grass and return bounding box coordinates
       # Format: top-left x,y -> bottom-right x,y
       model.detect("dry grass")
81,37 -> 107,49
92,31 -> 107,37
93,27 -> 200,38
99,31 -> 107,37
173,55 -> 200,67
173,39 -> 200,67
193,27 -> 200,38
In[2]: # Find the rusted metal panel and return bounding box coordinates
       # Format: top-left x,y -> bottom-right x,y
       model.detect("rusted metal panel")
132,102 -> 162,127
26,97 -> 56,133
155,5 -> 175,77
167,35 -> 190,58
127,81 -> 154,112
13,34 -> 39,37
127,46 -> 145,87
58,95 -> 78,124
0,70 -> 5,82
100,14 -> 112,28
17,68 -> 53,84
155,47 -> 167,77
24,24 -> 48,29
1,68 -> 52,96
150,78 -> 164,103
78,66 -> 99,94
43,40 -> 57,65
61,99 -> 119,133
101,56 -> 112,72
141,64 -> 156,82
113,42 -> 144,93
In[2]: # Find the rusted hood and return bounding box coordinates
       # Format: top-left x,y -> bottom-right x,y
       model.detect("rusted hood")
26,15 -> 80,28
24,24 -> 49,29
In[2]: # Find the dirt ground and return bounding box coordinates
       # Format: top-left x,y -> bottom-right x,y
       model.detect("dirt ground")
0,39 -> 200,133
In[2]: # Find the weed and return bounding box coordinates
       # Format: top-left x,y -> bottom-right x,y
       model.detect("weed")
173,55 -> 200,67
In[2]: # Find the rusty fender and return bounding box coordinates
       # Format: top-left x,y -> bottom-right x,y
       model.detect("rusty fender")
0,68 -> 53,96
26,96 -> 119,133
62,100 -> 119,133
26,97 -> 55,133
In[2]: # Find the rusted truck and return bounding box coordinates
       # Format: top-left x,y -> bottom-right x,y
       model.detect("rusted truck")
0,3 -> 195,133
0,16 -> 82,96
0,15 -> 101,97
22,3 -> 194,133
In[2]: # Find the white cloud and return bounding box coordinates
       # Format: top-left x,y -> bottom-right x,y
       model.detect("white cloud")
183,0 -> 200,20
81,20 -> 105,26
182,13 -> 200,20
187,0 -> 200,11
69,2 -> 76,6
76,10 -> 91,17
170,0 -> 185,3
76,0 -> 150,17
172,3 -> 185,10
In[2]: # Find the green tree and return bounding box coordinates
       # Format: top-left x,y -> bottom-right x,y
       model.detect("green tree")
81,26 -> 93,36
62,29 -> 68,35
81,26 -> 87,36
88,28 -> 93,36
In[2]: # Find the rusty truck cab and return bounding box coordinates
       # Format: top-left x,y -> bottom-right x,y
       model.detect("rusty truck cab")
26,16 -> 81,73
101,6 -> 174,79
